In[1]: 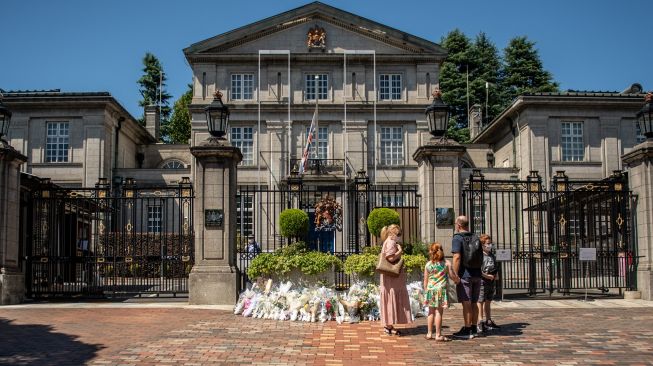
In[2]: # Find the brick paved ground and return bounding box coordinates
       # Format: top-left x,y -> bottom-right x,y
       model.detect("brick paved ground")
1,304 -> 653,365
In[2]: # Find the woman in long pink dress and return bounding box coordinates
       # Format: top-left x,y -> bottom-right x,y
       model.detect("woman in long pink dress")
379,224 -> 413,336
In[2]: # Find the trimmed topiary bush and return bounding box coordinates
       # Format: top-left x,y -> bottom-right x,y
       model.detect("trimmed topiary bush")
367,208 -> 400,237
279,209 -> 309,240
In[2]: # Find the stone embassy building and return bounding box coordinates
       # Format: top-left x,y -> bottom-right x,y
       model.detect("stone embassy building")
1,2 -> 652,303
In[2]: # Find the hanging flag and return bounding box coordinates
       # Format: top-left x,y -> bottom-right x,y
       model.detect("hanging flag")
299,105 -> 318,175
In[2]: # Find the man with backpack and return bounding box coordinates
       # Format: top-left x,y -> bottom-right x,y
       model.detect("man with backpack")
450,215 -> 484,340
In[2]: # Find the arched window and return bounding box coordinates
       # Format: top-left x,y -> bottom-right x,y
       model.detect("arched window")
161,160 -> 186,169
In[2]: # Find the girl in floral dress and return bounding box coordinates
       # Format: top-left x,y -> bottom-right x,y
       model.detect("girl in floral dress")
423,242 -> 458,341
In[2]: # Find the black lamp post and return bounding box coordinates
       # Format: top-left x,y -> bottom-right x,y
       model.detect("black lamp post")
0,94 -> 12,143
636,92 -> 653,141
425,88 -> 450,139
287,168 -> 303,192
204,91 -> 230,139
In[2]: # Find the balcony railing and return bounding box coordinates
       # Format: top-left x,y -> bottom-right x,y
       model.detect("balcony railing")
290,158 -> 345,175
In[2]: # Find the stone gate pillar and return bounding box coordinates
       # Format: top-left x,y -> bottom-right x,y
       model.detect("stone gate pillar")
0,140 -> 27,305
413,139 -> 466,253
622,139 -> 653,300
189,138 -> 242,305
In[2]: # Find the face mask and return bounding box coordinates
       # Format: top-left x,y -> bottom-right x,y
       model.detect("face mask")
483,243 -> 493,251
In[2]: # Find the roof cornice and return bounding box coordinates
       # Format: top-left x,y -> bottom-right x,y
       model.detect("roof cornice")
184,2 -> 446,58
472,93 -> 646,144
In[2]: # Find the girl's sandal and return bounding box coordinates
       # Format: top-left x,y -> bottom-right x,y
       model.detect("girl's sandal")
435,335 -> 451,342
425,334 -> 434,340
392,329 -> 403,337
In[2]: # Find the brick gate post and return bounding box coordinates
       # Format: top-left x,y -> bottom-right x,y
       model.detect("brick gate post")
0,139 -> 27,305
189,138 -> 242,305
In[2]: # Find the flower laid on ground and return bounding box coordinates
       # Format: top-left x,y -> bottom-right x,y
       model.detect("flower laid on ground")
233,280 -> 426,324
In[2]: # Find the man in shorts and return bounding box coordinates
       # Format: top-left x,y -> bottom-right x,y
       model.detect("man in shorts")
451,216 -> 482,340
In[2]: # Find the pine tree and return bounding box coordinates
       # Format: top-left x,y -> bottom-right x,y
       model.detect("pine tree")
501,36 -> 559,102
137,52 -> 172,130
162,84 -> 193,144
468,32 -> 504,126
439,29 -> 473,143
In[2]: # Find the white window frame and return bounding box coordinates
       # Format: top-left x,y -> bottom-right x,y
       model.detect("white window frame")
306,126 -> 328,160
380,126 -> 404,166
230,127 -> 254,166
305,73 -> 328,101
236,191 -> 254,238
380,192 -> 405,207
147,205 -> 163,233
561,121 -> 584,162
231,74 -> 254,101
379,74 -> 402,100
46,121 -> 70,163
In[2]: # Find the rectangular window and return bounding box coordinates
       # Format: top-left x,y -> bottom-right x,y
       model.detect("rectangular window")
147,206 -> 163,233
231,127 -> 254,165
561,122 -> 584,162
46,122 -> 69,163
636,123 -> 646,144
381,193 -> 404,207
236,191 -> 254,238
379,74 -> 401,100
380,127 -> 404,166
305,74 -> 328,100
231,74 -> 254,100
306,126 -> 328,159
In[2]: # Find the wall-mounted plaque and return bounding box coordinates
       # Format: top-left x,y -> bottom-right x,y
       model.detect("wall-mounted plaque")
436,208 -> 455,226
205,209 -> 224,229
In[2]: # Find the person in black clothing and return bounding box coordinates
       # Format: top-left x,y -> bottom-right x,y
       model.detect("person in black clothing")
478,234 -> 501,333
451,216 -> 483,340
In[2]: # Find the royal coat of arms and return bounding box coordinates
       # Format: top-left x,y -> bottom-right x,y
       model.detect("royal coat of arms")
314,196 -> 342,231
307,26 -> 326,49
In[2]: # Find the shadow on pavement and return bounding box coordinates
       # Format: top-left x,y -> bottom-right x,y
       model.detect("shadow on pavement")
482,322 -> 530,337
0,318 -> 102,365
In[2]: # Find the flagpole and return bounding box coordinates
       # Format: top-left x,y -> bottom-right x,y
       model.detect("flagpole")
315,74 -> 319,159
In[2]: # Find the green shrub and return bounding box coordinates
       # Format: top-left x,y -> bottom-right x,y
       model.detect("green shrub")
366,208 -> 400,237
403,240 -> 429,258
343,253 -> 377,277
275,241 -> 307,256
403,254 -> 427,274
279,209 -> 309,239
246,250 -> 343,279
362,245 -> 382,255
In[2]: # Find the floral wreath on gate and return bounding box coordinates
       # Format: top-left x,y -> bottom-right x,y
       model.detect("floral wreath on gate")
314,195 -> 342,232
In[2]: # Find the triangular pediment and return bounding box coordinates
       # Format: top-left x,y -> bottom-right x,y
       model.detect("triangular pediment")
184,2 -> 446,57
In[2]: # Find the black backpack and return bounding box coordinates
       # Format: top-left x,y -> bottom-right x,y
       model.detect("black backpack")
458,233 -> 483,269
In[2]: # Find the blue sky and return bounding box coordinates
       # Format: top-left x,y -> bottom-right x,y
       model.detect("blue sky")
1,0 -> 650,118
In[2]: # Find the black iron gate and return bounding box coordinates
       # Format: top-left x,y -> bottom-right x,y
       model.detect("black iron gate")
24,177 -> 194,298
462,170 -> 636,296
235,179 -> 420,291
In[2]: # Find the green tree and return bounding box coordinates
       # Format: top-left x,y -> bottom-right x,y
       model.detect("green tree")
162,84 -> 192,144
137,52 -> 172,129
500,36 -> 559,103
468,32 -> 505,127
439,29 -> 473,143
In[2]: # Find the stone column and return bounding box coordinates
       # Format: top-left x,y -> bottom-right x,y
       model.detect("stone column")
622,140 -> 653,300
0,140 -> 28,305
189,138 -> 242,305
413,139 -> 466,253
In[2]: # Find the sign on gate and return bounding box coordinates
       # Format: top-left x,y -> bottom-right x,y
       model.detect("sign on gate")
495,249 -> 512,262
579,248 -> 597,261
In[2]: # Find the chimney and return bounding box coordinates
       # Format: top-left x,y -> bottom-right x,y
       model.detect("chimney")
144,105 -> 160,141
469,104 -> 483,140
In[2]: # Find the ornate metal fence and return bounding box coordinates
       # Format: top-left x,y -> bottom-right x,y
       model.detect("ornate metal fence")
462,170 -> 636,296
235,180 -> 420,291
25,178 -> 194,298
